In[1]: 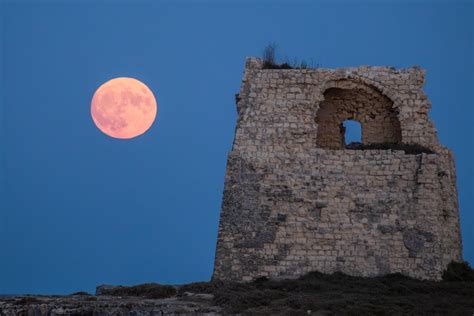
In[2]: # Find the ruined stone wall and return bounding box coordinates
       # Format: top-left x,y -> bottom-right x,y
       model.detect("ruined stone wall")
213,58 -> 462,281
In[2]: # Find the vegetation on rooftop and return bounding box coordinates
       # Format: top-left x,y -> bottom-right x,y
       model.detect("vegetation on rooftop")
262,42 -> 318,70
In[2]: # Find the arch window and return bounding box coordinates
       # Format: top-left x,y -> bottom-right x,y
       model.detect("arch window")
316,84 -> 401,149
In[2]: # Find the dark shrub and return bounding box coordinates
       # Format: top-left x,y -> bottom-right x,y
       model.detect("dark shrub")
102,283 -> 176,299
262,42 -> 278,69
70,291 -> 91,296
261,43 -> 316,70
208,269 -> 474,314
442,261 -> 474,281
178,281 -> 219,295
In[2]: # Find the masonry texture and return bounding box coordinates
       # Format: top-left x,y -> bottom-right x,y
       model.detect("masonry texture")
213,57 -> 462,281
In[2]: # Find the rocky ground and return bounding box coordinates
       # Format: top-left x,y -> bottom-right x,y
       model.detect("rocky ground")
0,292 -> 220,315
1,262 -> 473,315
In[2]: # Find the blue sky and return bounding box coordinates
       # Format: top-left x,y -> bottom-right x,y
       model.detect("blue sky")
1,1 -> 472,294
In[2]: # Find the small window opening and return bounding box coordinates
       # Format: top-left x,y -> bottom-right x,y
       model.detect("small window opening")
342,120 -> 361,147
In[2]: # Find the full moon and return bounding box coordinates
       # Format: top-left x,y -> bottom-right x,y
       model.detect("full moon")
91,77 -> 157,139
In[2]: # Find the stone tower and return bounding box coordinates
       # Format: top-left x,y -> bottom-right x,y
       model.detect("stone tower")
212,57 -> 462,281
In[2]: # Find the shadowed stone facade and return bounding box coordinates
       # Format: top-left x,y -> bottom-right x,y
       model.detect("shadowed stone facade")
212,57 -> 462,281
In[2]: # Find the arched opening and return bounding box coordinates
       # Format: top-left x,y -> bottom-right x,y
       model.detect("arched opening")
342,120 -> 362,146
316,83 -> 401,149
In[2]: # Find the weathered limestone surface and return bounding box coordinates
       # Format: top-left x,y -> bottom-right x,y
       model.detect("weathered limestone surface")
213,58 -> 462,281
